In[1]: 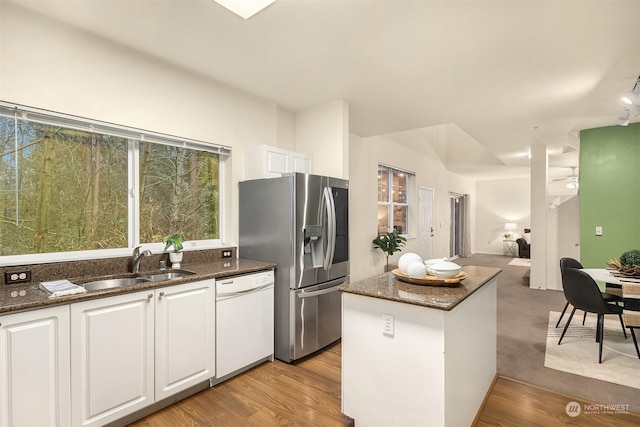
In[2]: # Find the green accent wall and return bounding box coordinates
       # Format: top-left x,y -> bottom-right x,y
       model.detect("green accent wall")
579,124 -> 640,268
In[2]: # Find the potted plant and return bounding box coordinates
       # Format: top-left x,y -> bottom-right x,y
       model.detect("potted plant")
372,229 -> 407,272
163,234 -> 184,269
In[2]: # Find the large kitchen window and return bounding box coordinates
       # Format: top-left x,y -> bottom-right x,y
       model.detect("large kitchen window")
0,102 -> 228,262
377,164 -> 414,236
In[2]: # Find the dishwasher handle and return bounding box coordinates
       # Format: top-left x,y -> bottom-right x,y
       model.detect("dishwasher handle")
216,282 -> 273,299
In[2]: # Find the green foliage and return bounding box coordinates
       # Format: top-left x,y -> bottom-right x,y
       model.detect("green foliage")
372,230 -> 407,264
620,249 -> 640,266
0,115 -> 220,256
163,234 -> 184,252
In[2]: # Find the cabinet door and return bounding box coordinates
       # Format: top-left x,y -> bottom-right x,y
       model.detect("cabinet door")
292,152 -> 313,174
71,291 -> 154,427
0,305 -> 70,427
264,146 -> 290,177
155,280 -> 215,401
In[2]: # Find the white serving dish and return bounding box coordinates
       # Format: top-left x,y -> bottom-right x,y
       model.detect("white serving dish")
429,261 -> 462,279
424,258 -> 447,267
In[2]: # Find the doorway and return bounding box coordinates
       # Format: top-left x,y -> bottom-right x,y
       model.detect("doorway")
449,193 -> 470,258
417,187 -> 434,260
450,195 -> 461,258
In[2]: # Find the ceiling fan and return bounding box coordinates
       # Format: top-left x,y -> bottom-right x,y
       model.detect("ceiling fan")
551,166 -> 579,189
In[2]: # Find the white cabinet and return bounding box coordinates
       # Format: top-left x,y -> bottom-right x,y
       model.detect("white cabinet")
71,290 -> 155,427
244,145 -> 313,179
155,279 -> 215,401
0,305 -> 70,427
70,280 -> 216,426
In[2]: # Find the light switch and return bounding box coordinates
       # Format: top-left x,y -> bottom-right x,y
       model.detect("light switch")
595,226 -> 602,236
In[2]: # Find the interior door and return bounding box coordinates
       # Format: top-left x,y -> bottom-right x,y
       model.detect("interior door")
418,187 -> 434,260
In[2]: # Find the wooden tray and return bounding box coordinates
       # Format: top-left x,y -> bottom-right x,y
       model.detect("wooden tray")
392,269 -> 467,286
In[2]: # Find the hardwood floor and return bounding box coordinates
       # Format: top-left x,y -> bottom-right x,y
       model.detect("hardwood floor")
129,342 -> 640,427
128,342 -> 352,427
476,376 -> 640,427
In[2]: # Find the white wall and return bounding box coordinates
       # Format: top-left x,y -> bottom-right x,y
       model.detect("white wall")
545,196 -> 580,291
0,3 -> 293,247
348,130 -> 475,282
2,4 -> 476,278
295,100 -> 349,179
475,178 -> 531,255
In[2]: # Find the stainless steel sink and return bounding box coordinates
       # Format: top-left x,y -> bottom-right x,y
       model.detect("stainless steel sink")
143,271 -> 195,282
80,270 -> 196,292
82,277 -> 151,291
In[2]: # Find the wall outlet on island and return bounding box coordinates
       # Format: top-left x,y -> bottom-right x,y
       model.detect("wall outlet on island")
382,313 -> 394,337
222,250 -> 232,258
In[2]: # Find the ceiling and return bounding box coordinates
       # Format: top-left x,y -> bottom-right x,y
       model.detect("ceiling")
8,0 -> 640,181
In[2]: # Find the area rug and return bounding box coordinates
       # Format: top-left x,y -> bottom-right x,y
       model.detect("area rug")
508,258 -> 531,267
544,311 -> 640,390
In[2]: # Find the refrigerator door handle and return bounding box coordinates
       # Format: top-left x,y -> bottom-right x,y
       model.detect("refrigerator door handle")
297,284 -> 340,298
323,187 -> 336,270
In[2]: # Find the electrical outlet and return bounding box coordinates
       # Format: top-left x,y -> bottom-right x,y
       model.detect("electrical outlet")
222,250 -> 232,258
5,270 -> 31,284
382,313 -> 394,337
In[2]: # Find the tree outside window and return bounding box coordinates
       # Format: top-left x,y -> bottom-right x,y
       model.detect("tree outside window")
0,107 -> 223,258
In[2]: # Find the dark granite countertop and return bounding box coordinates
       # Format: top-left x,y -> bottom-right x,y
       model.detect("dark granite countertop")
0,258 -> 276,315
339,265 -> 501,311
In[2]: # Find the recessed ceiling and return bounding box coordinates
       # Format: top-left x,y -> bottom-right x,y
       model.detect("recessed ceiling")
6,0 -> 640,179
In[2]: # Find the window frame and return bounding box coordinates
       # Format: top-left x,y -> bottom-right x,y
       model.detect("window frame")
0,101 -> 230,266
377,164 -> 414,237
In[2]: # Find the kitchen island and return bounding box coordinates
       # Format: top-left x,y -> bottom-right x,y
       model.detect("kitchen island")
339,265 -> 501,427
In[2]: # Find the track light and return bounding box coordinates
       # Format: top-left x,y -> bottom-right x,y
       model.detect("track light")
617,109 -> 630,126
617,74 -> 640,125
622,91 -> 638,105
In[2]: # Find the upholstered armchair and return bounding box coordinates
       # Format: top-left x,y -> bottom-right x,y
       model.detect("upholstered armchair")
516,228 -> 531,258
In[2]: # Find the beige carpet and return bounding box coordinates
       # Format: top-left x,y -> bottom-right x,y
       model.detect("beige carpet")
507,257 -> 530,267
545,310 -> 640,390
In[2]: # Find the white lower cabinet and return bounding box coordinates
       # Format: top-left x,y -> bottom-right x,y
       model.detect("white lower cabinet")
155,279 -> 215,401
0,305 -> 71,427
71,290 -> 155,427
70,279 -> 215,427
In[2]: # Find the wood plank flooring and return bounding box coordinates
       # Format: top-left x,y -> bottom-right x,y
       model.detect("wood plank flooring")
129,342 -> 640,426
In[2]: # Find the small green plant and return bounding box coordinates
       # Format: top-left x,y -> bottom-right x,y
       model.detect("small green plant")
162,234 -> 184,253
620,249 -> 640,266
372,229 -> 407,270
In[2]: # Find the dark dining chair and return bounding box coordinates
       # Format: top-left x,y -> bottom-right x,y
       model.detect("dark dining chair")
557,268 -> 626,363
556,257 -> 622,328
622,281 -> 640,359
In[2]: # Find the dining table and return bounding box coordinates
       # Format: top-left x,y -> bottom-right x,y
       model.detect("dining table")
582,268 -> 622,286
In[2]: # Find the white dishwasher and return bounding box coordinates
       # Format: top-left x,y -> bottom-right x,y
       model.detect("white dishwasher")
216,270 -> 274,379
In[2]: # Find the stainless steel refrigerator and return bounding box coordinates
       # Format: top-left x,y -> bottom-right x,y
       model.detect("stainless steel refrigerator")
239,173 -> 349,363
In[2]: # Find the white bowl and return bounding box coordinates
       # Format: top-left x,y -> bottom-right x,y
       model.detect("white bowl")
424,258 -> 447,267
398,252 -> 423,274
429,261 -> 461,279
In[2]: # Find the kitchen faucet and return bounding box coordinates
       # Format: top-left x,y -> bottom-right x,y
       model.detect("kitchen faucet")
132,246 -> 152,274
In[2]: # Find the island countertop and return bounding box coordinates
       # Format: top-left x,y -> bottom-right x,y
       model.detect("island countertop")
339,265 -> 501,311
